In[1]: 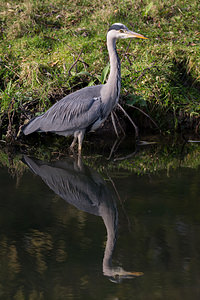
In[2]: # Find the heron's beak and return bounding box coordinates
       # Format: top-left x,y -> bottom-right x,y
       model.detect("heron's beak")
126,271 -> 144,276
109,270 -> 144,283
127,31 -> 148,39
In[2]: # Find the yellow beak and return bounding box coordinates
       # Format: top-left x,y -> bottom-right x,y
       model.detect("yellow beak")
127,31 -> 148,39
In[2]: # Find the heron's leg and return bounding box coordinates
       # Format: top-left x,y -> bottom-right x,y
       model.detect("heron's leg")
70,135 -> 78,151
77,131 -> 85,155
111,112 -> 119,138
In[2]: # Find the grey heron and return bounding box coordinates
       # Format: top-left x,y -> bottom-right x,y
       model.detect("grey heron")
22,23 -> 147,153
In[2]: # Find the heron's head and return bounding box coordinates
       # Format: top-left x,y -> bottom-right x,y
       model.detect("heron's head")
107,23 -> 148,40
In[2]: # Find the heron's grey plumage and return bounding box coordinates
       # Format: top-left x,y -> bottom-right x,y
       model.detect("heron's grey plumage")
23,85 -> 103,135
22,23 -> 147,153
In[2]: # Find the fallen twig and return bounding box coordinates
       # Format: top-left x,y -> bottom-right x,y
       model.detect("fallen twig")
107,137 -> 125,160
114,147 -> 138,161
133,62 -> 158,85
117,103 -> 139,138
127,104 -> 161,132
111,111 -> 119,138
112,110 -> 126,136
107,139 -> 119,160
106,171 -> 133,232
68,50 -> 83,76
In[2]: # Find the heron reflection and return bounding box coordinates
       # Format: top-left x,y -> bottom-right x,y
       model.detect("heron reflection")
22,155 -> 143,282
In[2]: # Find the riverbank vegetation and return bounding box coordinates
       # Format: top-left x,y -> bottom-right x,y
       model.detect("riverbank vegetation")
1,139 -> 200,178
0,0 -> 200,141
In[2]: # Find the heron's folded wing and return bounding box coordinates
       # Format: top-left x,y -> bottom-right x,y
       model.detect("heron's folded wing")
39,87 -> 102,132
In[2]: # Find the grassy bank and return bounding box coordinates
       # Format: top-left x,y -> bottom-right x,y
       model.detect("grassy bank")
0,0 -> 200,140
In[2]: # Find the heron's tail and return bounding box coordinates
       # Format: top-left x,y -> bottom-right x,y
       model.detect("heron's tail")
21,155 -> 41,175
22,116 -> 41,135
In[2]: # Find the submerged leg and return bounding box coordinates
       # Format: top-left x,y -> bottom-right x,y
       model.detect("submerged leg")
70,135 -> 78,151
77,131 -> 85,155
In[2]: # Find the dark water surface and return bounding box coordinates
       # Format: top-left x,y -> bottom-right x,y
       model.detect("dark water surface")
0,146 -> 200,299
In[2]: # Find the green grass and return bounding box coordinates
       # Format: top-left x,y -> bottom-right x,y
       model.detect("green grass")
0,0 -> 200,135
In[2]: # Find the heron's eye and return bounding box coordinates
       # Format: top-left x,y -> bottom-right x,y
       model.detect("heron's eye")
119,29 -> 124,33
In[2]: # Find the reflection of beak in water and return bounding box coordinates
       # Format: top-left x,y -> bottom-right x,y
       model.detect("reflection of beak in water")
22,155 -> 143,282
108,268 -> 144,284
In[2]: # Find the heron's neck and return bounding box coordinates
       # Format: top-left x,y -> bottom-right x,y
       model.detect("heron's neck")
101,205 -> 118,276
101,36 -> 121,111
107,37 -> 121,86
103,223 -> 116,276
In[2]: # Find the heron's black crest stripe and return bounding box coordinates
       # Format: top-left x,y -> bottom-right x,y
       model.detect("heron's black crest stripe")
108,24 -> 125,32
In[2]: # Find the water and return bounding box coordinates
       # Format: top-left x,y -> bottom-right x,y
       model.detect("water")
1,144 -> 200,299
